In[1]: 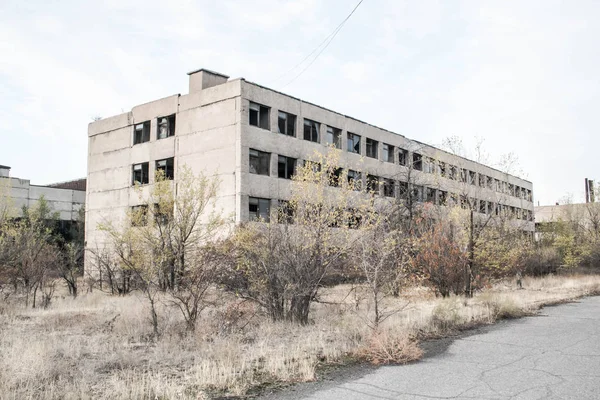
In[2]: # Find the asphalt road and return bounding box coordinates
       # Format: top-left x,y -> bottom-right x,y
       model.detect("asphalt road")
262,296 -> 600,400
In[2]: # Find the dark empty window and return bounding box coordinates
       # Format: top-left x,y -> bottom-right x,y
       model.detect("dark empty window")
157,115 -> 176,139
348,170 -> 361,190
438,161 -> 446,177
398,181 -> 408,199
249,149 -> 270,175
249,102 -> 270,130
411,185 -> 423,202
366,138 -> 378,159
438,190 -> 447,205
479,200 -> 487,214
155,157 -> 174,180
398,148 -> 408,166
132,162 -> 149,185
469,170 -> 476,185
367,175 -> 380,193
278,155 -> 296,179
329,167 -> 343,187
460,169 -> 467,183
383,178 -> 395,197
134,121 -> 150,145
278,111 -> 296,136
303,119 -> 320,142
426,187 -> 436,203
326,126 -> 342,149
249,197 -> 270,222
131,205 -> 148,227
383,144 -> 394,163
154,203 -> 173,225
347,133 -> 361,154
412,153 -> 422,171
479,174 -> 487,188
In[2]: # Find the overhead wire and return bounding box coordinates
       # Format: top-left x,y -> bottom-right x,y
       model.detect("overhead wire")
278,0 -> 365,89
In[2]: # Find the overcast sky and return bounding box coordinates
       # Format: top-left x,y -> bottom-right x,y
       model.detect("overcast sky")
1,0 -> 598,205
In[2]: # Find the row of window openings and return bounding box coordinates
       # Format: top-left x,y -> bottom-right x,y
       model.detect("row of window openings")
133,115 -> 176,145
249,102 -> 530,201
132,158 -> 174,185
249,148 -> 531,202
248,195 -> 533,223
130,204 -> 173,227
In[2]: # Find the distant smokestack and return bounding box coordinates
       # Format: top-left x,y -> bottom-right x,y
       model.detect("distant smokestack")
585,178 -> 590,203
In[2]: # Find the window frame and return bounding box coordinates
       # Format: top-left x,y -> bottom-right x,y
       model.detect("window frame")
365,138 -> 379,159
277,110 -> 296,137
132,162 -> 149,185
277,155 -> 296,179
347,132 -> 361,154
303,118 -> 320,143
155,157 -> 175,180
133,121 -> 151,145
249,197 -> 271,222
249,102 -> 270,130
383,143 -> 395,163
326,126 -> 342,149
157,114 -> 176,140
249,148 -> 271,176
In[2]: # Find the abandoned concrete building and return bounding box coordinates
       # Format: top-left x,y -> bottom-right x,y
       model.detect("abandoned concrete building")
86,68 -> 535,271
0,165 -> 86,222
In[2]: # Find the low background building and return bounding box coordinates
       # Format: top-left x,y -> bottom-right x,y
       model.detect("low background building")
0,165 -> 85,222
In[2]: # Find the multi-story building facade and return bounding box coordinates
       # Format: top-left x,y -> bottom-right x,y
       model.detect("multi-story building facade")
86,69 -> 534,271
1,165 -> 85,222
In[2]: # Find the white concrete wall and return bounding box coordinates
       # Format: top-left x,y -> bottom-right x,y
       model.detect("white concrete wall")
239,80 -> 534,229
85,77 -> 242,275
1,177 -> 84,221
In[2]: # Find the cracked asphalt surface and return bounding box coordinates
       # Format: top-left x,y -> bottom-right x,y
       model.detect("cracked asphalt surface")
263,296 -> 600,400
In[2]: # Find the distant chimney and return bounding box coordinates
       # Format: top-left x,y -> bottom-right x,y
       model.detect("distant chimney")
0,165 -> 10,178
585,178 -> 590,203
187,68 -> 229,93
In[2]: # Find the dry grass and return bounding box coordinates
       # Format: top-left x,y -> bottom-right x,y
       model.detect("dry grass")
1,274 -> 600,399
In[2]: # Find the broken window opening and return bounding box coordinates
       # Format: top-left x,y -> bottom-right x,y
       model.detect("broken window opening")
398,181 -> 409,200
156,157 -> 174,180
460,168 -> 467,183
132,162 -> 149,185
329,167 -> 343,187
479,174 -> 486,188
426,187 -> 436,203
412,153 -> 423,171
303,119 -> 320,143
278,111 -> 296,137
468,170 -> 476,185
398,148 -> 408,166
249,149 -> 270,176
277,155 -> 296,179
448,165 -> 457,180
479,200 -> 487,214
366,138 -> 379,159
131,205 -> 148,227
133,121 -> 151,145
367,175 -> 380,194
437,161 -> 447,177
157,115 -> 176,140
154,203 -> 174,225
347,170 -> 362,190
411,185 -> 423,202
438,190 -> 448,206
486,176 -> 493,189
383,178 -> 395,197
277,200 -> 294,224
347,132 -> 361,154
249,197 -> 271,222
326,126 -> 342,149
249,102 -> 270,130
383,144 -> 395,163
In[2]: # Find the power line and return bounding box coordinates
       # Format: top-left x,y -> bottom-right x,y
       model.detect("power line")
279,0 -> 365,89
